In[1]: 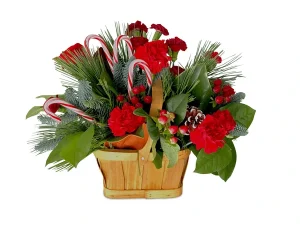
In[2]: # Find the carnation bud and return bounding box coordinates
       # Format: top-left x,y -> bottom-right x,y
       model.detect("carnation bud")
135,102 -> 143,108
158,115 -> 168,125
213,79 -> 222,86
143,96 -> 152,104
139,85 -> 146,93
132,87 -> 141,95
170,136 -> 178,144
160,109 -> 168,116
116,95 -> 125,102
179,125 -> 189,135
215,96 -> 224,104
168,125 -> 179,135
131,96 -> 139,105
213,86 -> 221,94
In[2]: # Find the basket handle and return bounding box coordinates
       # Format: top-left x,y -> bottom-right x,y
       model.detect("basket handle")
138,78 -> 163,166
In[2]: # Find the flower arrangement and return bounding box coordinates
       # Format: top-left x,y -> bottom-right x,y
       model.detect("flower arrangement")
26,20 -> 255,182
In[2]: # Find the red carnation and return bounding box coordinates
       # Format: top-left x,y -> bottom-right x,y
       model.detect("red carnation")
170,66 -> 185,76
222,85 -> 235,97
150,24 -> 169,36
108,104 -> 145,136
190,110 -> 236,154
59,43 -> 85,63
128,20 -> 148,33
130,37 -> 149,51
166,37 -> 187,52
134,40 -> 171,74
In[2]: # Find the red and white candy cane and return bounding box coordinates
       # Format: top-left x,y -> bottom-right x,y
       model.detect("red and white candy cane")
128,59 -> 152,97
113,35 -> 133,64
43,97 -> 94,123
84,34 -> 114,72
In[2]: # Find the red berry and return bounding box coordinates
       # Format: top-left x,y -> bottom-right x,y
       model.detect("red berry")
143,96 -> 152,104
211,51 -> 219,58
216,56 -> 222,64
139,85 -> 146,93
160,109 -> 168,116
213,86 -> 221,94
179,125 -> 189,135
224,96 -> 231,103
168,125 -> 179,135
135,102 -> 143,108
132,87 -> 140,95
116,95 -> 124,102
158,115 -> 168,125
131,96 -> 139,105
170,136 -> 178,144
215,96 -> 224,104
213,79 -> 222,86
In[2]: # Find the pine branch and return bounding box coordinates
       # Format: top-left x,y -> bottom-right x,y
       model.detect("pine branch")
33,137 -> 62,155
230,123 -> 248,136
231,92 -> 246,103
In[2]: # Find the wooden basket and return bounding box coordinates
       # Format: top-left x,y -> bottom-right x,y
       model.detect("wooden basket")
93,79 -> 191,199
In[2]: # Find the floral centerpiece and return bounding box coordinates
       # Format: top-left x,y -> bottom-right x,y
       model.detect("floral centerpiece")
26,21 -> 255,194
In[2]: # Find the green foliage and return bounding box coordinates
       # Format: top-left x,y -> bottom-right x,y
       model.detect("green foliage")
34,137 -> 62,154
221,103 -> 256,128
231,92 -> 246,103
218,139 -> 237,181
230,123 -> 248,137
147,117 -> 160,142
153,150 -> 163,169
26,106 -> 43,119
194,144 -> 232,174
161,68 -> 175,101
133,108 -> 149,118
160,136 -> 180,168
166,94 -> 189,125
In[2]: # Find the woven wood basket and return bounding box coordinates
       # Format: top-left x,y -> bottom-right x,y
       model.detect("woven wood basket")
93,79 -> 191,199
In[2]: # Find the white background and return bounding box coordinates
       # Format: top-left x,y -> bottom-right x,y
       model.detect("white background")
0,0 -> 299,224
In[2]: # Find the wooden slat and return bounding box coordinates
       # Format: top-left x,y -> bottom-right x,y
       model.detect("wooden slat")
122,161 -> 142,190
162,159 -> 186,189
103,186 -> 183,199
100,161 -> 125,190
94,150 -> 138,161
141,160 -> 165,190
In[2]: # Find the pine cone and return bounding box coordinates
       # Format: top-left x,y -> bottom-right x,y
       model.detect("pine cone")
184,106 -> 205,130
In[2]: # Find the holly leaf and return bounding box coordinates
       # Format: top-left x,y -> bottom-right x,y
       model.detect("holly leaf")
221,103 -> 256,128
218,139 -> 237,181
194,144 -> 232,174
26,106 -> 43,119
147,117 -> 160,141
166,94 -> 189,125
58,125 -> 94,167
160,136 -> 180,168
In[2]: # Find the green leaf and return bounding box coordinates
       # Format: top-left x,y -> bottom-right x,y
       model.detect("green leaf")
133,108 -> 150,118
45,144 -> 64,166
218,139 -> 237,181
153,150 -> 163,169
147,117 -> 160,141
160,137 -> 180,168
190,64 -> 213,111
194,144 -> 232,174
134,126 -> 144,138
60,125 -> 95,167
221,103 -> 256,128
26,106 -> 43,119
166,94 -> 189,124
189,144 -> 200,157
36,94 -> 64,99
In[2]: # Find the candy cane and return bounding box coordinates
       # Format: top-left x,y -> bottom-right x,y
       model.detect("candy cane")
113,35 -> 133,64
43,98 -> 95,123
84,34 -> 114,72
128,59 -> 152,97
